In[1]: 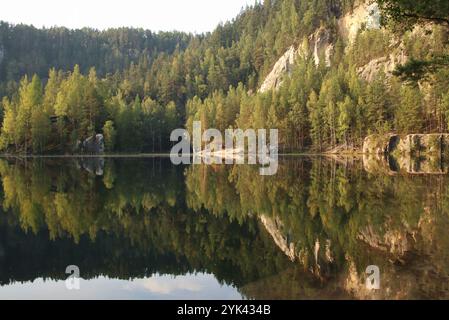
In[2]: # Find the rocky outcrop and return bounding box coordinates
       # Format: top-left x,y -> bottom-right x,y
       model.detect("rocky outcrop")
363,133 -> 449,156
259,1 -> 380,92
358,47 -> 408,82
259,46 -> 297,93
338,2 -> 381,44
337,2 -> 408,82
310,27 -> 334,67
344,258 -> 417,300
362,134 -> 395,155
357,23 -> 436,82
362,134 -> 449,174
76,134 -> 105,154
259,26 -> 334,93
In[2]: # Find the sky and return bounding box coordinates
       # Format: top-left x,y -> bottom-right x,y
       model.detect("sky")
0,0 -> 256,33
0,274 -> 243,300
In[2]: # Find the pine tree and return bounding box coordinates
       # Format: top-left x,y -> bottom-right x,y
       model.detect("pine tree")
0,97 -> 17,150
43,68 -> 62,115
103,120 -> 116,152
396,85 -> 424,133
16,75 -> 43,152
363,72 -> 391,134
54,65 -> 85,148
31,107 -> 51,153
307,90 -> 322,151
337,96 -> 353,145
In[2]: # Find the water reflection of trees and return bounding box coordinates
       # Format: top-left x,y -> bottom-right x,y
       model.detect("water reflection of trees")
0,157 -> 449,298
185,158 -> 449,299
0,158 -> 294,294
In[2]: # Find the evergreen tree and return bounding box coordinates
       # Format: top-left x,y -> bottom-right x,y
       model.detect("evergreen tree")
307,90 -> 322,151
363,73 -> 391,134
103,120 -> 117,152
396,84 -> 424,133
337,96 -> 353,145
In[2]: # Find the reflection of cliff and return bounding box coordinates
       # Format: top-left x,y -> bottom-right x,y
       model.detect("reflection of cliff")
185,159 -> 449,299
1,158 -> 449,299
259,215 -> 297,261
76,157 -> 105,175
364,133 -> 449,156
259,214 -> 334,278
363,134 -> 449,175
363,153 -> 448,175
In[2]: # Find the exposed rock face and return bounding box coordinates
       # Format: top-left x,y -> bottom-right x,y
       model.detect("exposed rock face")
363,133 -> 449,156
338,2 -> 381,44
310,27 -> 334,67
259,46 -> 297,93
77,134 -> 105,154
345,201 -> 449,300
356,23 -> 436,82
258,27 -> 334,93
362,134 -> 449,174
358,48 -> 408,82
362,134 -> 395,155
344,258 -> 417,300
337,2 -> 407,82
259,1 -> 379,93
417,134 -> 446,154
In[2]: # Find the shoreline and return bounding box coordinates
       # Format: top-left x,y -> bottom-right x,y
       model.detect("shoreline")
0,152 -> 365,158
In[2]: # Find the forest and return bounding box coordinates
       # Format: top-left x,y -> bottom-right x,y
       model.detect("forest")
0,0 -> 448,153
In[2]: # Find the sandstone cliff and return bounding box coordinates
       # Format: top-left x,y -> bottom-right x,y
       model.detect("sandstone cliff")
259,46 -> 297,93
357,46 -> 408,82
363,133 -> 449,156
259,1 -> 381,92
337,2 -> 381,44
258,26 -> 335,93
362,133 -> 449,175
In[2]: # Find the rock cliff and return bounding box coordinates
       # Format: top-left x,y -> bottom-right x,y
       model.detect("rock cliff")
357,47 -> 408,82
363,133 -> 449,156
337,2 -> 381,44
259,46 -> 297,93
75,134 -> 105,154
259,1 -> 381,92
362,133 -> 449,174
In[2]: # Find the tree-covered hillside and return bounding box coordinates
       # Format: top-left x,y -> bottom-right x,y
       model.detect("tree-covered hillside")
0,0 -> 448,153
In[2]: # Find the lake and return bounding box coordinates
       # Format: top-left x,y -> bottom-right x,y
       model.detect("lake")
0,156 -> 448,299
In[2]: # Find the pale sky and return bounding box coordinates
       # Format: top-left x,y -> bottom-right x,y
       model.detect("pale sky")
0,0 -> 257,33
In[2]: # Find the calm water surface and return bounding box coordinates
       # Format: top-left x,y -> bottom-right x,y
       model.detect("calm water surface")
0,156 -> 448,299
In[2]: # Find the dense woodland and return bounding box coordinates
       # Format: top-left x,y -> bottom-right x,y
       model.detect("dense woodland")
0,0 -> 448,153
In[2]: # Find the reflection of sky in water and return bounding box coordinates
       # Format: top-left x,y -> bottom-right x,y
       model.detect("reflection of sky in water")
0,273 -> 243,300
